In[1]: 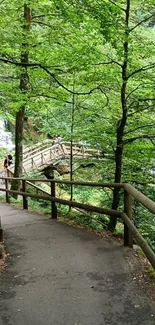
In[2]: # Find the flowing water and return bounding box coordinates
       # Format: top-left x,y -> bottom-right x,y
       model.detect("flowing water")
0,119 -> 14,150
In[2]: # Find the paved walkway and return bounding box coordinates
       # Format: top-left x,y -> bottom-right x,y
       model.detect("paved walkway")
0,202 -> 154,325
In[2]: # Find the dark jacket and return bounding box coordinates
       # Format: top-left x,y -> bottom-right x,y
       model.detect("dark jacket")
8,154 -> 12,166
4,158 -> 8,168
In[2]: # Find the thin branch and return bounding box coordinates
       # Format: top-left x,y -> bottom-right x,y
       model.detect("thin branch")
130,13 -> 155,32
128,104 -> 155,117
0,57 -> 111,101
106,55 -> 122,67
32,15 -> 45,19
0,57 -> 41,67
124,124 -> 155,135
127,63 -> 155,79
30,93 -> 72,104
107,0 -> 126,12
138,97 -> 155,102
94,60 -> 122,67
0,58 -> 100,95
123,135 -> 155,145
40,66 -> 110,99
32,20 -> 53,28
126,83 -> 143,101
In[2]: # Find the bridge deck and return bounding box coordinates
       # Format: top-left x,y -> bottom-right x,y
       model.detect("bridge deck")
0,202 -> 154,325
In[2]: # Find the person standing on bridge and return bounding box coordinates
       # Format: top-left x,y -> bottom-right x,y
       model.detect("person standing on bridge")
7,153 -> 13,166
3,155 -> 9,178
3,154 -> 12,177
4,155 -> 8,169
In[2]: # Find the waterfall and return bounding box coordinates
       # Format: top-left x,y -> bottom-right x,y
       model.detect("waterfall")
0,119 -> 14,150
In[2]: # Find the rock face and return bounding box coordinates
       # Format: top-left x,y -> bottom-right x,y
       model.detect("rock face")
57,164 -> 69,175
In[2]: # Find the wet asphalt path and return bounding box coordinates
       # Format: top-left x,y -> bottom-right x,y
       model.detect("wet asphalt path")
0,202 -> 154,325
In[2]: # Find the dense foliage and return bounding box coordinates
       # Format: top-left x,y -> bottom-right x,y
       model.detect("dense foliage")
0,1 -> 155,242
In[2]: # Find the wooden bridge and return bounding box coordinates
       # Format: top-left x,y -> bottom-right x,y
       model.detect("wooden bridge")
10,140 -> 102,174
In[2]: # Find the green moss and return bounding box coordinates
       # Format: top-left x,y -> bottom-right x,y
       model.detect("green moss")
146,265 -> 155,279
137,249 -> 145,257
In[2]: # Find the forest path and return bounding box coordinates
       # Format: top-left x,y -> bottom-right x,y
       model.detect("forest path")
0,202 -> 154,325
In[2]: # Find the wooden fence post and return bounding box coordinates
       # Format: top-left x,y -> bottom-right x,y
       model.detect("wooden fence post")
124,190 -> 133,247
22,180 -> 28,210
5,179 -> 10,203
50,175 -> 57,219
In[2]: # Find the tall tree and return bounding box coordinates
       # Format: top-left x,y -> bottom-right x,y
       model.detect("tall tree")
11,4 -> 31,193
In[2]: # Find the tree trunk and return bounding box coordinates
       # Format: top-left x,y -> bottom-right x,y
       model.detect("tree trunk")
11,4 -> 31,196
70,138 -> 73,204
108,0 -> 130,231
69,77 -> 75,210
108,121 -> 125,230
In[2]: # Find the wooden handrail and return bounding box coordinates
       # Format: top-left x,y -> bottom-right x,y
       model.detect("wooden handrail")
121,212 -> 155,270
26,180 -> 51,196
23,139 -> 51,155
0,187 -> 121,216
23,144 -> 60,162
0,177 -> 124,187
124,183 -> 155,215
0,176 -> 155,270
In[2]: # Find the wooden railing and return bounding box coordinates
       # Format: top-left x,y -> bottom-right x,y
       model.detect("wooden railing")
23,139 -> 52,159
8,141 -> 102,175
0,177 -> 155,270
